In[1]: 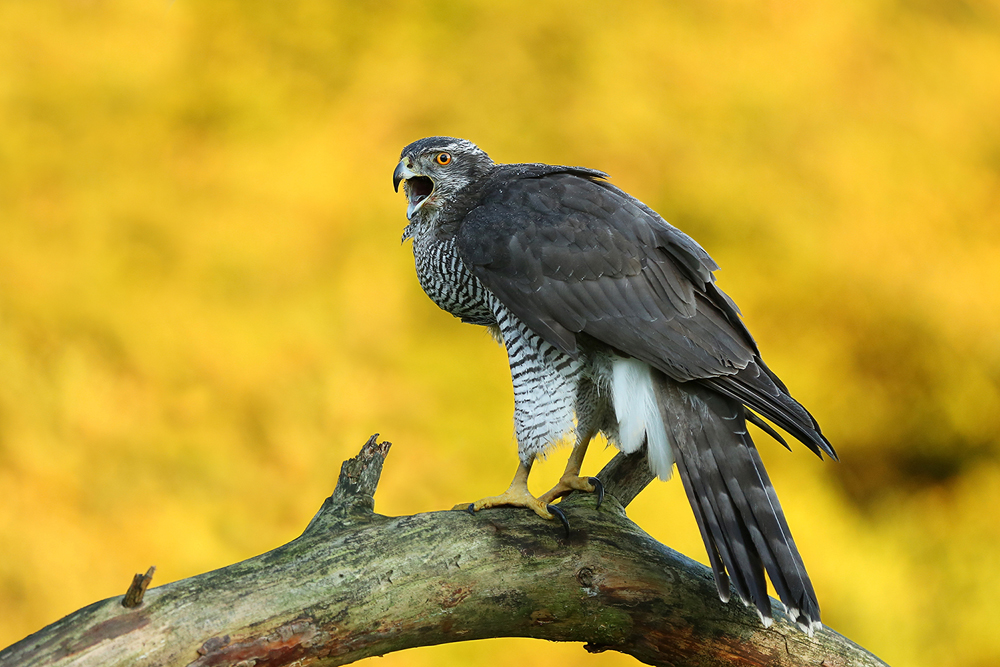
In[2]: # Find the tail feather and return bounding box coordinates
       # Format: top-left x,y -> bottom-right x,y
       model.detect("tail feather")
656,373 -> 821,633
663,386 -> 771,619
677,457 -> 731,599
702,448 -> 772,617
744,439 -> 821,628
704,405 -> 817,621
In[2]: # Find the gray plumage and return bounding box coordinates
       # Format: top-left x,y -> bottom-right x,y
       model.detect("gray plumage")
394,136 -> 836,633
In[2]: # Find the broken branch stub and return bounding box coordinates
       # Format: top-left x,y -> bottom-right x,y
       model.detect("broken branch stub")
304,434 -> 392,534
121,567 -> 156,609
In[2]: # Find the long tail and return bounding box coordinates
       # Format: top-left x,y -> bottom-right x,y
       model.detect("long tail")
652,372 -> 821,634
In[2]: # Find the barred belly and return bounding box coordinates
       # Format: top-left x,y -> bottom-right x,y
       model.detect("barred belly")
491,299 -> 585,464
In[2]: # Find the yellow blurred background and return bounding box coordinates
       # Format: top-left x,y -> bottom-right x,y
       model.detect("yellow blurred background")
1,1 -> 999,665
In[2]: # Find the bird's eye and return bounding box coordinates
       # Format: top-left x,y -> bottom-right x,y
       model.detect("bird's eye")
435,152 -> 452,165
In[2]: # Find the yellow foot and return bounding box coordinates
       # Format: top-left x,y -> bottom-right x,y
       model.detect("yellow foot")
452,461 -> 572,535
452,488 -> 553,520
538,475 -> 605,508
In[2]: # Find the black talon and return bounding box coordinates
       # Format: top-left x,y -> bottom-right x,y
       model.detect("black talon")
588,477 -> 605,510
464,503 -> 475,515
547,504 -> 571,537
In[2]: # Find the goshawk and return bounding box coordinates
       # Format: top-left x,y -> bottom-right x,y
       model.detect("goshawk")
393,137 -> 836,633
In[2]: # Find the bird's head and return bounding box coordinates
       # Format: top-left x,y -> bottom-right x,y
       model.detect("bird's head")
393,137 -> 494,221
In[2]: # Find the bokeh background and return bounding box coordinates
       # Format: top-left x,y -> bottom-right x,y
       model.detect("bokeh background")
1,1 -> 999,665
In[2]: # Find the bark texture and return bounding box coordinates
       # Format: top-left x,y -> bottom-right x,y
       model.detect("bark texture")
0,435 -> 886,667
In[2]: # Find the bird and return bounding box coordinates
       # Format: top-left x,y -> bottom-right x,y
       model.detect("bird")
393,136 -> 836,634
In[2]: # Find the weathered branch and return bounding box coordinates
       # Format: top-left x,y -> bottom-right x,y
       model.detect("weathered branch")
0,435 -> 886,667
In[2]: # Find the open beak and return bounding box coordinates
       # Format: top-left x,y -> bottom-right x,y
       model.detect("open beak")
393,159 -> 434,220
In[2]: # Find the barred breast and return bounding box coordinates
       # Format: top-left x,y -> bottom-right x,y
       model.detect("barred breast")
412,228 -> 495,326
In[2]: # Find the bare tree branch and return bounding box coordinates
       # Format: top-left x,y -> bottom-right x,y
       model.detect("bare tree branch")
0,435 -> 886,667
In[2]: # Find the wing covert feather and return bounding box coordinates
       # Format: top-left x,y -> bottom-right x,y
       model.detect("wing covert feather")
456,172 -> 754,382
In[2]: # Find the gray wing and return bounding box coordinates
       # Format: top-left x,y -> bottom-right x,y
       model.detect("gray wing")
455,170 -> 835,459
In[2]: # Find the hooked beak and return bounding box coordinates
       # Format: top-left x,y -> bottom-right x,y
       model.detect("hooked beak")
392,160 -> 412,193
393,158 -> 434,220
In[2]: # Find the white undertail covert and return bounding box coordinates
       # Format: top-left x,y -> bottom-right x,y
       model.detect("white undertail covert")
611,357 -> 674,480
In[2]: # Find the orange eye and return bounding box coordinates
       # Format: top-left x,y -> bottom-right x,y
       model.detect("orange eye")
435,152 -> 452,165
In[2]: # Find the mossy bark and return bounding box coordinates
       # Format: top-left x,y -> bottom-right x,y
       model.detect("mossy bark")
0,436 -> 886,667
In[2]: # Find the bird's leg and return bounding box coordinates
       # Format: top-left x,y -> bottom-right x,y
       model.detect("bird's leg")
538,433 -> 604,508
452,459 -> 555,520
